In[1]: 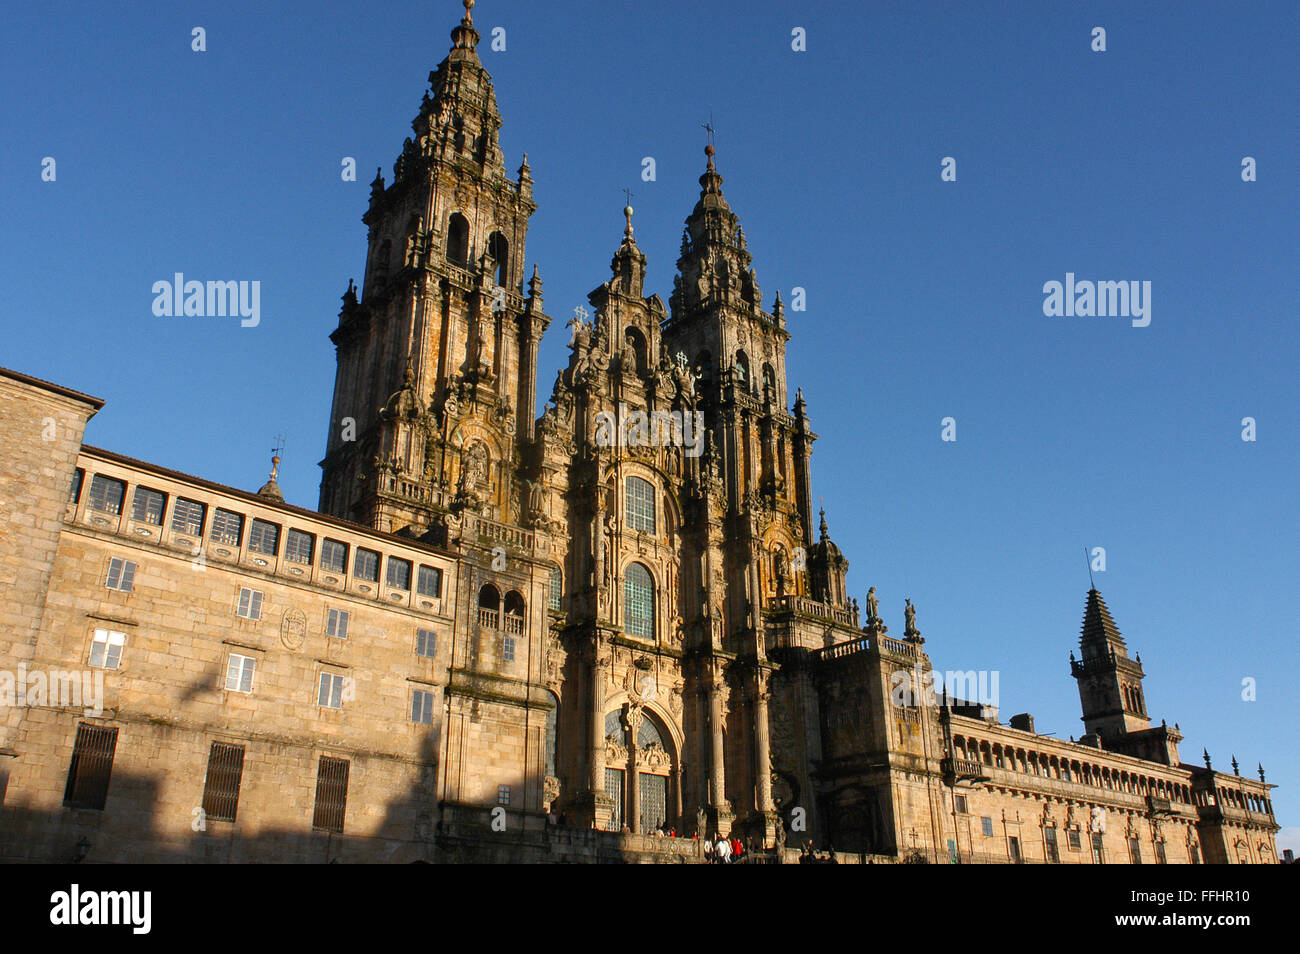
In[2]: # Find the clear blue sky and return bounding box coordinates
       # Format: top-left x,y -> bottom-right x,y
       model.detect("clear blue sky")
3,1 -> 1296,845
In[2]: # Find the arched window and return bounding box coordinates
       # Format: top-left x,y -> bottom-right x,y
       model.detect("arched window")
446,212 -> 469,266
623,562 -> 655,640
544,691 -> 560,780
478,583 -> 499,628
548,566 -> 562,611
625,477 -> 655,533
487,231 -> 509,289
503,591 -> 526,635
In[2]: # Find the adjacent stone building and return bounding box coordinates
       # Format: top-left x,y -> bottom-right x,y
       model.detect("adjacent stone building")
0,1 -> 1279,863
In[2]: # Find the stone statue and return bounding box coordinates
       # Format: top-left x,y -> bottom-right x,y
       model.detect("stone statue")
865,586 -> 879,622
904,598 -> 919,638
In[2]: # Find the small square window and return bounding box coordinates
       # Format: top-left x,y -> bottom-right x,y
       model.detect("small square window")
237,587 -> 263,620
212,508 -> 244,546
386,557 -> 412,591
105,557 -> 137,593
248,519 -> 280,556
321,539 -> 348,573
417,565 -> 442,598
354,548 -> 379,582
87,475 -> 126,514
88,629 -> 125,670
497,784 -> 511,806
411,689 -> 434,724
130,486 -> 166,525
326,608 -> 349,639
981,816 -> 994,837
172,497 -> 206,536
416,628 -> 437,658
318,672 -> 345,709
503,635 -> 516,662
285,529 -> 315,565
225,653 -> 256,693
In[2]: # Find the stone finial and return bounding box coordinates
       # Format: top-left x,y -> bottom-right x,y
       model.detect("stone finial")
1202,748 -> 1212,770
1258,763 -> 1266,783
1231,755 -> 1240,776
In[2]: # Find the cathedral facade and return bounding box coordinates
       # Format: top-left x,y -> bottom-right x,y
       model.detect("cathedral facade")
0,3 -> 1279,863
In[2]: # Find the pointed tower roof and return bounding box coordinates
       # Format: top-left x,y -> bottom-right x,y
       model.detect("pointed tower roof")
1080,587 -> 1124,648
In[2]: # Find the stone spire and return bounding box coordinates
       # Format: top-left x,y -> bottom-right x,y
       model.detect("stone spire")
1071,588 -> 1150,739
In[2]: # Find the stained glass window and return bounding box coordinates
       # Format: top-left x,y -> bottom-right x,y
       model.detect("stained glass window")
625,477 -> 655,533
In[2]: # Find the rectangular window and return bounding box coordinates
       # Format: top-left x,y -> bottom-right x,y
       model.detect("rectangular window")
981,816 -> 994,837
63,723 -> 118,810
87,474 -> 126,514
354,548 -> 379,582
1068,828 -> 1082,851
416,628 -> 437,658
312,756 -> 350,833
285,529 -> 315,565
201,741 -> 246,823
88,629 -> 125,670
417,565 -> 442,598
953,794 -> 968,814
1189,844 -> 1200,864
1045,826 -> 1060,863
1155,841 -> 1168,864
211,508 -> 244,546
318,672 -> 345,709
225,653 -> 256,693
386,557 -> 411,590
1129,836 -> 1142,864
503,635 -> 516,662
69,468 -> 84,503
105,557 -> 137,593
130,486 -> 166,525
1009,836 -> 1022,863
548,566 -> 562,610
411,689 -> 434,724
497,784 -> 511,806
236,587 -> 263,620
321,539 -> 348,573
248,518 -> 280,556
172,497 -> 206,536
625,477 -> 656,533
1091,831 -> 1105,864
326,608 -> 349,639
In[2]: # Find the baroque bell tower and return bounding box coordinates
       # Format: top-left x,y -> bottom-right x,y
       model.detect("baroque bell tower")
319,0 -> 549,533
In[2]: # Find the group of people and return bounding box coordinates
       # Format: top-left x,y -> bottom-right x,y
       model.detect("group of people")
703,835 -> 748,863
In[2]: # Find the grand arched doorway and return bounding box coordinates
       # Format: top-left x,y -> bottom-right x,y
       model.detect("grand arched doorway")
602,704 -> 679,833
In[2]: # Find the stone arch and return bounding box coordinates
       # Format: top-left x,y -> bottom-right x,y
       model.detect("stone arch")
446,212 -> 469,265
487,230 -> 509,288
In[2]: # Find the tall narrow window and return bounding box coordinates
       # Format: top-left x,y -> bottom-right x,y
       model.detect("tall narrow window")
69,468 -> 84,503
326,608 -> 349,639
63,723 -> 119,810
201,741 -> 246,822
411,689 -> 434,724
237,587 -> 263,620
487,231 -> 509,288
1129,836 -> 1142,864
130,486 -> 166,525
1091,831 -> 1105,864
312,756 -> 350,833
446,212 -> 469,265
625,477 -> 655,533
548,566 -> 563,610
87,475 -> 126,514
623,562 -> 655,640
318,672 -> 345,709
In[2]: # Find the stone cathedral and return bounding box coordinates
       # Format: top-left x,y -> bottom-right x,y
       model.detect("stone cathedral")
0,2 -> 1279,863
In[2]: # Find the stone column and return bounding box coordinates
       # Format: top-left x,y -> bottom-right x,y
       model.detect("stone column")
754,675 -> 774,813
708,666 -> 727,807
589,637 -> 606,793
